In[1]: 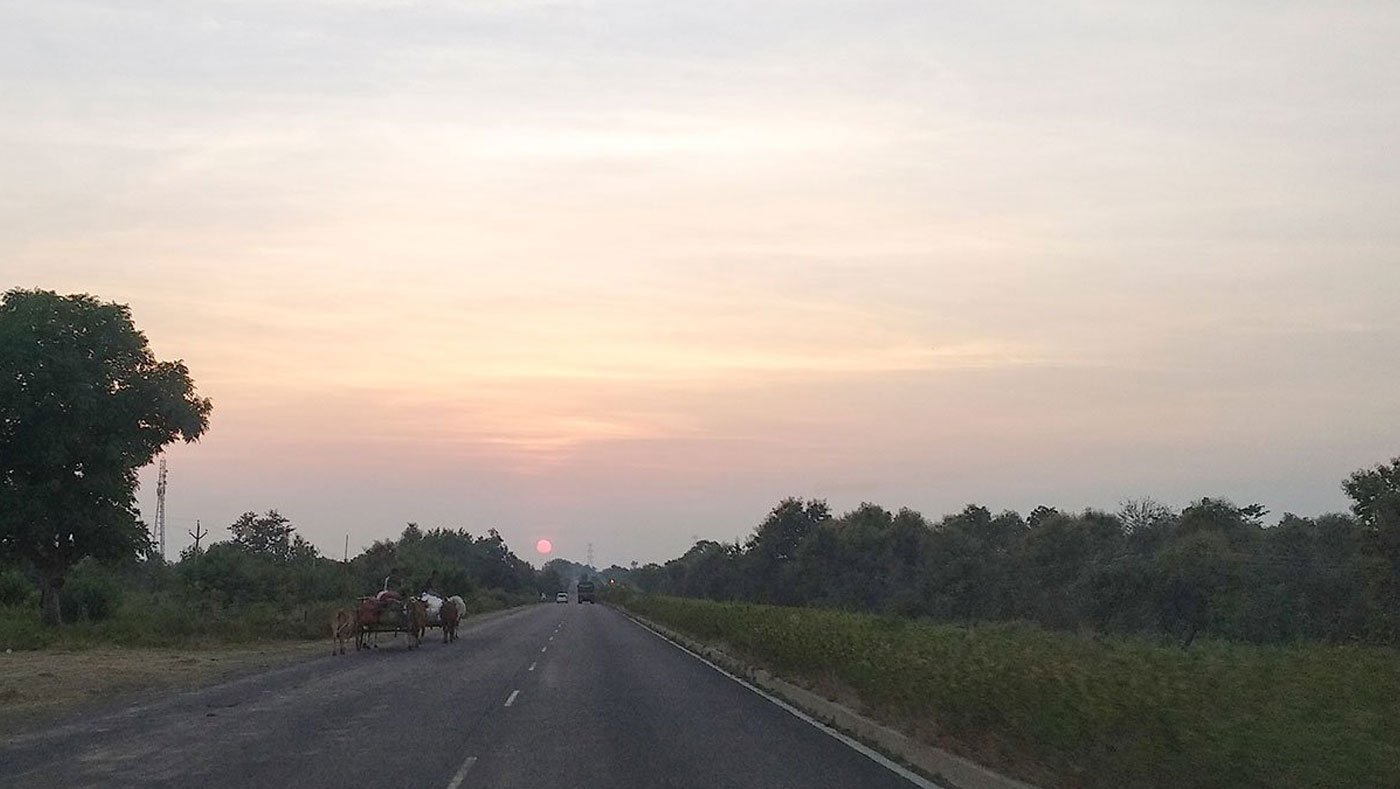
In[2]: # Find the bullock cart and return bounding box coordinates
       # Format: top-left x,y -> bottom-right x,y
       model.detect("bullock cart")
354,589 -> 424,651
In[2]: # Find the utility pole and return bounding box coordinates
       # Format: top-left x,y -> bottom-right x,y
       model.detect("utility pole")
155,457 -> 168,561
187,520 -> 207,553
586,542 -> 595,569
344,534 -> 349,563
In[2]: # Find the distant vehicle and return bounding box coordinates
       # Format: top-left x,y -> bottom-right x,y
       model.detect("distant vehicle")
576,580 -> 597,604
555,592 -> 569,604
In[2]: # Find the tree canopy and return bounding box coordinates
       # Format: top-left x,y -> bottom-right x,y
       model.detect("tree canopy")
229,510 -> 316,562
612,458 -> 1400,647
0,289 -> 211,624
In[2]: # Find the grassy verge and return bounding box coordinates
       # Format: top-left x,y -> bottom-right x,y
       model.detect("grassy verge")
618,595 -> 1400,789
0,588 -> 533,651
0,598 -> 346,650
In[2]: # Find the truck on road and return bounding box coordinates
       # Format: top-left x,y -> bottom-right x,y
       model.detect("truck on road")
576,580 -> 597,604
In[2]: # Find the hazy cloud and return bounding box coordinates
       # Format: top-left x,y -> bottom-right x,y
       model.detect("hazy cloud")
3,0 -> 1398,563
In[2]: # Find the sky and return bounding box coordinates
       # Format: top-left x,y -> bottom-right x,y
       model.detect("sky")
3,1 -> 1399,566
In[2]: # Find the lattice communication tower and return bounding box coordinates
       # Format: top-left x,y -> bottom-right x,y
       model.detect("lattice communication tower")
155,457 -> 168,561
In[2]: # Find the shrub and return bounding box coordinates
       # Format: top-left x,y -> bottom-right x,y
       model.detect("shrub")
0,605 -> 55,650
60,563 -> 124,622
0,569 -> 33,607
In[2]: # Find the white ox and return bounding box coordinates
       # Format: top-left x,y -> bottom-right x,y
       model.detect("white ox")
416,592 -> 467,626
417,592 -> 445,625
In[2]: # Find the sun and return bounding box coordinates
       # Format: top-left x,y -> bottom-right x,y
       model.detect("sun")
535,538 -> 553,555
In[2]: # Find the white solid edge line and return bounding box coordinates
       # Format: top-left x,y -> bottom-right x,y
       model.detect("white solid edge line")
504,689 -> 521,707
623,613 -> 945,789
445,756 -> 478,789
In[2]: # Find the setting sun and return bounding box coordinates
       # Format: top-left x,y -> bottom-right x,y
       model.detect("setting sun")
535,539 -> 553,556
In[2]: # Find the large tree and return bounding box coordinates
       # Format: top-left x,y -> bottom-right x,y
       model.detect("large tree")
0,289 -> 211,625
745,498 -> 830,604
228,510 -> 317,562
1344,457 -> 1400,530
1344,457 -> 1400,638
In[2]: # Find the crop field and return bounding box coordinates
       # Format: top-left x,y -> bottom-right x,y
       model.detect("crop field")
620,595 -> 1400,789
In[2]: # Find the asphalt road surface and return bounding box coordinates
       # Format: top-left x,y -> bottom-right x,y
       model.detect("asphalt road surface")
1,603 -> 926,788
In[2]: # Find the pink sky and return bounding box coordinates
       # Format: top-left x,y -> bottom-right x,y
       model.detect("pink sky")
4,1 -> 1399,564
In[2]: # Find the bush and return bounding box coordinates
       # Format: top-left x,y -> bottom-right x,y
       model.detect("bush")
0,569 -> 33,607
0,605 -> 55,650
60,563 -> 124,622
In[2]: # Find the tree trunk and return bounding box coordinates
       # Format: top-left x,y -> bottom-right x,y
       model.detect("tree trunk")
39,574 -> 63,627
1180,619 -> 1199,649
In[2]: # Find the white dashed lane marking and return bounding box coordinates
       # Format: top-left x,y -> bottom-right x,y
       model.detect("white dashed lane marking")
445,756 -> 477,789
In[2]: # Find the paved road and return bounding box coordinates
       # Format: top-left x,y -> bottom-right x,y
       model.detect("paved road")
1,603 -> 922,788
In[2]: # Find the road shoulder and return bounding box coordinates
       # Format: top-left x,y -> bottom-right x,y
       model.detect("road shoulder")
0,641 -> 326,737
617,606 -> 1037,789
0,604 -> 536,738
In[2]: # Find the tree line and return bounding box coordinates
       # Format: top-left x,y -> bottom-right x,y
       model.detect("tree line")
611,459 -> 1400,646
182,512 -> 552,607
0,510 -> 561,631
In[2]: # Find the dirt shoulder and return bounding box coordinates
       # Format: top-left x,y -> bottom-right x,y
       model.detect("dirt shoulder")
0,641 -> 327,737
0,605 -> 533,739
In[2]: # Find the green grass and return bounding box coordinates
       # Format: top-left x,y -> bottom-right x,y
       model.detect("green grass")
0,596 -> 345,650
620,595 -> 1400,789
0,589 -> 534,651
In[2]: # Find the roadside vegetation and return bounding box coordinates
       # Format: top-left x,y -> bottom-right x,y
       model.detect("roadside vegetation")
0,516 -> 555,651
617,594 -> 1400,789
604,457 -> 1400,648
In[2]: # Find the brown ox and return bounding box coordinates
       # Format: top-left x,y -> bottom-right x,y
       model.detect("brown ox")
354,597 -> 382,650
440,597 -> 460,643
330,608 -> 356,655
407,598 -> 427,649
